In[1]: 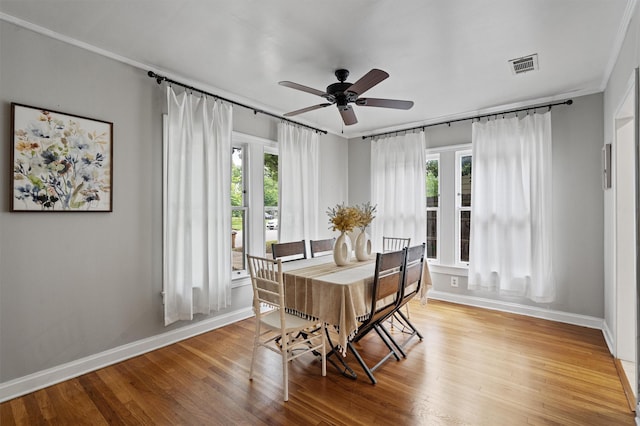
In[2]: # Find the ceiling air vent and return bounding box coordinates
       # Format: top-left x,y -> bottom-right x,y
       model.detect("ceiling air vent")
509,54 -> 538,75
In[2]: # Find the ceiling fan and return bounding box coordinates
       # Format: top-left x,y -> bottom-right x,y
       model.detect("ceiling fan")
279,68 -> 413,126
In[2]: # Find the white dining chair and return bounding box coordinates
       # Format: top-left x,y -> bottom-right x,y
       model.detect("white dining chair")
382,236 -> 411,253
246,254 -> 326,401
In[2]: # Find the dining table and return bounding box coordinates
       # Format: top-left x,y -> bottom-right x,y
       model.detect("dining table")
281,253 -> 432,358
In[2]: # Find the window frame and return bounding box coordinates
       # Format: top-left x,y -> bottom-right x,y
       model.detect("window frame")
263,146 -> 279,246
230,132 -> 278,285
425,153 -> 440,264
231,145 -> 248,277
455,149 -> 472,267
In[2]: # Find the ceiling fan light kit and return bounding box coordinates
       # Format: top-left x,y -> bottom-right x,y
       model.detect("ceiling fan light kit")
279,68 -> 414,125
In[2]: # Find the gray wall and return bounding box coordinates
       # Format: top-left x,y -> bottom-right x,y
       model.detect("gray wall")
348,92 -> 605,317
0,21 -> 348,383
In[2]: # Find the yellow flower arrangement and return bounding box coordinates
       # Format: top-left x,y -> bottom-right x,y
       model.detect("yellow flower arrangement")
327,203 -> 360,233
356,202 -> 376,230
327,202 -> 377,233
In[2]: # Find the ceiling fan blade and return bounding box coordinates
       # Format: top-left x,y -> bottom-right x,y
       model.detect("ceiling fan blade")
283,103 -> 332,117
339,105 -> 358,126
345,69 -> 389,96
355,98 -> 414,110
279,81 -> 328,97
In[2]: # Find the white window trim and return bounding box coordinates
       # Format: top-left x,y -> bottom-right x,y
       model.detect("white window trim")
231,132 -> 278,287
425,153 -> 440,265
455,149 -> 472,268
231,145 -> 249,280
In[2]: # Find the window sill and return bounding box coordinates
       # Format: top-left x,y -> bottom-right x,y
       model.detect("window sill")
428,264 -> 469,276
231,272 -> 250,288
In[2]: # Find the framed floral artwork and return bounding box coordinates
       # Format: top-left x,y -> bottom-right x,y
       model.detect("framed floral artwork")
11,103 -> 113,212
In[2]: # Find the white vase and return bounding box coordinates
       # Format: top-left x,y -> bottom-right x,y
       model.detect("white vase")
333,231 -> 352,266
355,229 -> 372,261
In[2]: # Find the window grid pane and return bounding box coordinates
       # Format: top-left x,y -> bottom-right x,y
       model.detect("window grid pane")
264,152 -> 279,252
426,159 -> 439,208
455,150 -> 472,265
232,208 -> 246,271
460,210 -> 470,263
426,210 -> 437,259
460,155 -> 472,207
231,147 -> 243,207
231,146 -> 246,273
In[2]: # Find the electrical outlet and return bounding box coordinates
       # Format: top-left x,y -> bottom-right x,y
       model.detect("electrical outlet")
450,276 -> 459,287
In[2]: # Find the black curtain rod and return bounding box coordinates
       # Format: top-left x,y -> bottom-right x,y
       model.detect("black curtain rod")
362,99 -> 574,140
147,71 -> 328,135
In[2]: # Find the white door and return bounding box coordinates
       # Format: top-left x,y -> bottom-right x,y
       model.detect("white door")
614,71 -> 637,399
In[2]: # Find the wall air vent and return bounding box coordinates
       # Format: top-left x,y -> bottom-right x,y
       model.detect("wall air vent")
509,54 -> 539,75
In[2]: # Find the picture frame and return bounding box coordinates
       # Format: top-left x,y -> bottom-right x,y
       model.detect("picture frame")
11,103 -> 113,212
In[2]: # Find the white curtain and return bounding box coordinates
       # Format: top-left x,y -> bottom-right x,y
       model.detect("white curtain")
468,112 -> 555,302
163,86 -> 233,326
278,123 -> 320,243
370,131 -> 427,252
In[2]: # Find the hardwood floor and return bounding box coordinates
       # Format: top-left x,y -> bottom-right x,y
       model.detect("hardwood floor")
1,300 -> 634,425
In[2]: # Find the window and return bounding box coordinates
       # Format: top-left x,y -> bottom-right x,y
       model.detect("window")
425,154 -> 439,262
423,144 -> 471,271
264,150 -> 279,248
231,146 -> 246,273
455,150 -> 472,265
230,132 -> 279,281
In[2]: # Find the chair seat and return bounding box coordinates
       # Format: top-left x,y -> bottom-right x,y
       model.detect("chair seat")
260,310 -> 321,332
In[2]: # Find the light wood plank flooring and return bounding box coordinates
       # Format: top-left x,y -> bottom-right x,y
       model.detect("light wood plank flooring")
1,300 -> 634,425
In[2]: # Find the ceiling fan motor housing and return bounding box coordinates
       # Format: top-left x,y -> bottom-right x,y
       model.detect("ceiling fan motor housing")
326,82 -> 357,106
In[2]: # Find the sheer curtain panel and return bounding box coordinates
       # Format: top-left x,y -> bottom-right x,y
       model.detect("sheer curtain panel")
163,87 -> 233,326
370,131 -> 427,252
278,123 -> 320,243
468,112 -> 555,302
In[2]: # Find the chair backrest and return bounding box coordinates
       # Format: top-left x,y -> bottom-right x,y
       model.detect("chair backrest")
400,243 -> 426,305
309,238 -> 335,258
271,240 -> 307,262
247,254 -> 284,313
382,237 -> 411,253
366,248 -> 407,326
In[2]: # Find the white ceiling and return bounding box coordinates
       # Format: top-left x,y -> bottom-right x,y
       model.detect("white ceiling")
0,0 -> 633,137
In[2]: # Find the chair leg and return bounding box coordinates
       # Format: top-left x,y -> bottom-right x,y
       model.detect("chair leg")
325,327 -> 358,379
282,331 -> 289,402
373,325 -> 401,361
378,322 -> 407,358
321,324 -> 327,377
348,341 -> 377,385
396,309 -> 423,340
249,321 -> 261,380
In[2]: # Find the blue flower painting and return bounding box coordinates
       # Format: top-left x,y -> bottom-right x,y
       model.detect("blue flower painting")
11,104 -> 113,211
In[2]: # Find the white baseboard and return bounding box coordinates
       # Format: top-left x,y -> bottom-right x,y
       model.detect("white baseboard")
0,307 -> 254,403
602,320 -> 615,356
428,290 -> 604,330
